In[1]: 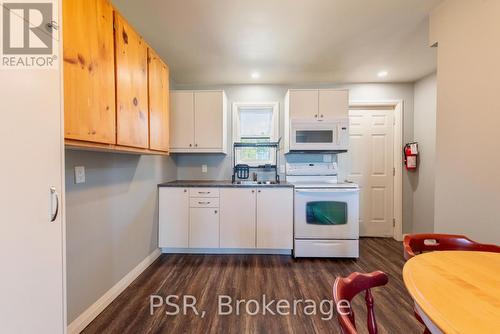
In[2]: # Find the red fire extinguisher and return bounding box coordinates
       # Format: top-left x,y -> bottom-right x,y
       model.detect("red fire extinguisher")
403,142 -> 418,171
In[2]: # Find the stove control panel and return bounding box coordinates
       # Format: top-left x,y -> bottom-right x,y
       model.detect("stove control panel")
285,162 -> 338,176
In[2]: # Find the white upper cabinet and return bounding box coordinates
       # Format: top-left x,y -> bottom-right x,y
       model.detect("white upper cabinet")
288,89 -> 348,120
170,91 -> 194,149
319,89 -> 349,119
170,90 -> 227,153
289,89 -> 319,119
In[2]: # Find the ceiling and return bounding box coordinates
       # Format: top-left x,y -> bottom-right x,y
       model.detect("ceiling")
113,0 -> 441,85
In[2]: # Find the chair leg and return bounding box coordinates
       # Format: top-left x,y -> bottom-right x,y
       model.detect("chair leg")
414,307 -> 431,334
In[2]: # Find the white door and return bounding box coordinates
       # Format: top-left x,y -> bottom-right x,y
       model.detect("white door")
194,91 -> 223,149
257,188 -> 294,249
289,90 -> 319,119
189,208 -> 220,248
347,109 -> 394,236
0,7 -> 64,334
220,188 -> 256,248
170,91 -> 194,149
159,188 -> 189,248
319,89 -> 349,119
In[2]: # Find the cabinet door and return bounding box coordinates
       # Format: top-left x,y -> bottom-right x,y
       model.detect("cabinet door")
194,91 -> 223,149
114,12 -> 149,148
256,188 -> 294,249
319,89 -> 349,119
63,0 -> 115,144
148,48 -> 170,152
289,90 -> 319,119
159,188 -> 189,248
220,188 -> 256,248
189,208 -> 220,248
170,91 -> 194,149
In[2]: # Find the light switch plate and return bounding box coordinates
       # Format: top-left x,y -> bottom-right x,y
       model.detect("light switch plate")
74,166 -> 85,184
202,164 -> 208,173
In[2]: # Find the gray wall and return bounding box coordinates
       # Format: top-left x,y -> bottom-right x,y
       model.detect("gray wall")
65,150 -> 176,323
172,83 -> 416,233
412,73 -> 437,233
430,0 -> 500,244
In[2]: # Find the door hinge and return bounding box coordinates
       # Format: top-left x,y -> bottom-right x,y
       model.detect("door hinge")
393,167 -> 395,176
393,218 -> 396,227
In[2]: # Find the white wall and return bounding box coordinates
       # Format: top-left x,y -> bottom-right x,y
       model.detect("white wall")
65,150 -> 176,322
413,73 -> 437,233
430,0 -> 500,244
173,83 -> 416,233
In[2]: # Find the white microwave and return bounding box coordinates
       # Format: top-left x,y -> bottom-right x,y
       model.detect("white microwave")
290,118 -> 349,151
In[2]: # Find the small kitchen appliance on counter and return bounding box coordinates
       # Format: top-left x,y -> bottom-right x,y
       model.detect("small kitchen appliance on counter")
286,162 -> 359,258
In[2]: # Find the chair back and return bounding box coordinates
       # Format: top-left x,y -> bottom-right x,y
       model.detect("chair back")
403,233 -> 500,260
333,271 -> 389,334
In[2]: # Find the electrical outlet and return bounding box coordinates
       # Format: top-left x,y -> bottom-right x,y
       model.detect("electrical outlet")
323,154 -> 332,163
202,164 -> 208,173
74,166 -> 85,184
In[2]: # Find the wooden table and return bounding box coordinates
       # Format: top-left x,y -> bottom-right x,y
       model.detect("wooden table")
403,251 -> 500,334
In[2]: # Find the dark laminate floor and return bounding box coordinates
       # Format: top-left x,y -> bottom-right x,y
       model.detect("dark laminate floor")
82,238 -> 424,334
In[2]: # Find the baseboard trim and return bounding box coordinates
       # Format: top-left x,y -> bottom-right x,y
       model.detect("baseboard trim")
67,248 -> 162,334
161,248 -> 292,255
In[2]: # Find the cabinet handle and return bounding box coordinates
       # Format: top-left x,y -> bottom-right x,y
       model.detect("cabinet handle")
214,210 -> 218,214
314,114 -> 318,118
320,114 -> 324,118
189,144 -> 192,147
198,201 -> 211,205
198,191 -> 210,194
195,144 -> 198,147
258,190 -> 261,193
184,189 -> 187,193
251,190 -> 255,193
50,187 -> 59,222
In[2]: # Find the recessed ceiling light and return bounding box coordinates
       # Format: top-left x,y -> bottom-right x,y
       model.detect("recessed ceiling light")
377,70 -> 388,78
251,71 -> 260,79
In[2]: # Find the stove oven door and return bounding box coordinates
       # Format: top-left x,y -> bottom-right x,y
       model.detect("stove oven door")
294,188 -> 359,239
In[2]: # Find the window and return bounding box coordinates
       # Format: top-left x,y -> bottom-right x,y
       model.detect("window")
233,102 -> 279,166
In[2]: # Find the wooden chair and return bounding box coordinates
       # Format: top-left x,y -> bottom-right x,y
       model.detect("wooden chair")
403,233 -> 500,260
333,271 -> 389,334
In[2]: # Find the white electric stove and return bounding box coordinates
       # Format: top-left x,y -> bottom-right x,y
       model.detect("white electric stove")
286,162 -> 360,258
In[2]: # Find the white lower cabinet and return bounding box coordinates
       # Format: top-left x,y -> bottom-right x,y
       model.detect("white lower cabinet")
189,207 -> 220,248
256,188 -> 294,249
220,188 -> 256,248
159,186 -> 293,251
159,188 -> 189,248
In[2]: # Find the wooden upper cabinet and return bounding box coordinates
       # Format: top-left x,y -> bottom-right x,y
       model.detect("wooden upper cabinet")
114,12 -> 149,149
63,0 -> 116,144
148,48 -> 170,152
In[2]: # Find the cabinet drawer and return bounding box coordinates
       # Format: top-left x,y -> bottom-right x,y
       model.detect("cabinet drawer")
189,188 -> 219,198
190,197 -> 219,208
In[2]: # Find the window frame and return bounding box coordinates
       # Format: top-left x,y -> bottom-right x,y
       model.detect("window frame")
232,101 -> 280,166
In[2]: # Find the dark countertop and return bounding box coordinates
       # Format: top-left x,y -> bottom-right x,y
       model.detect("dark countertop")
158,180 -> 294,188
